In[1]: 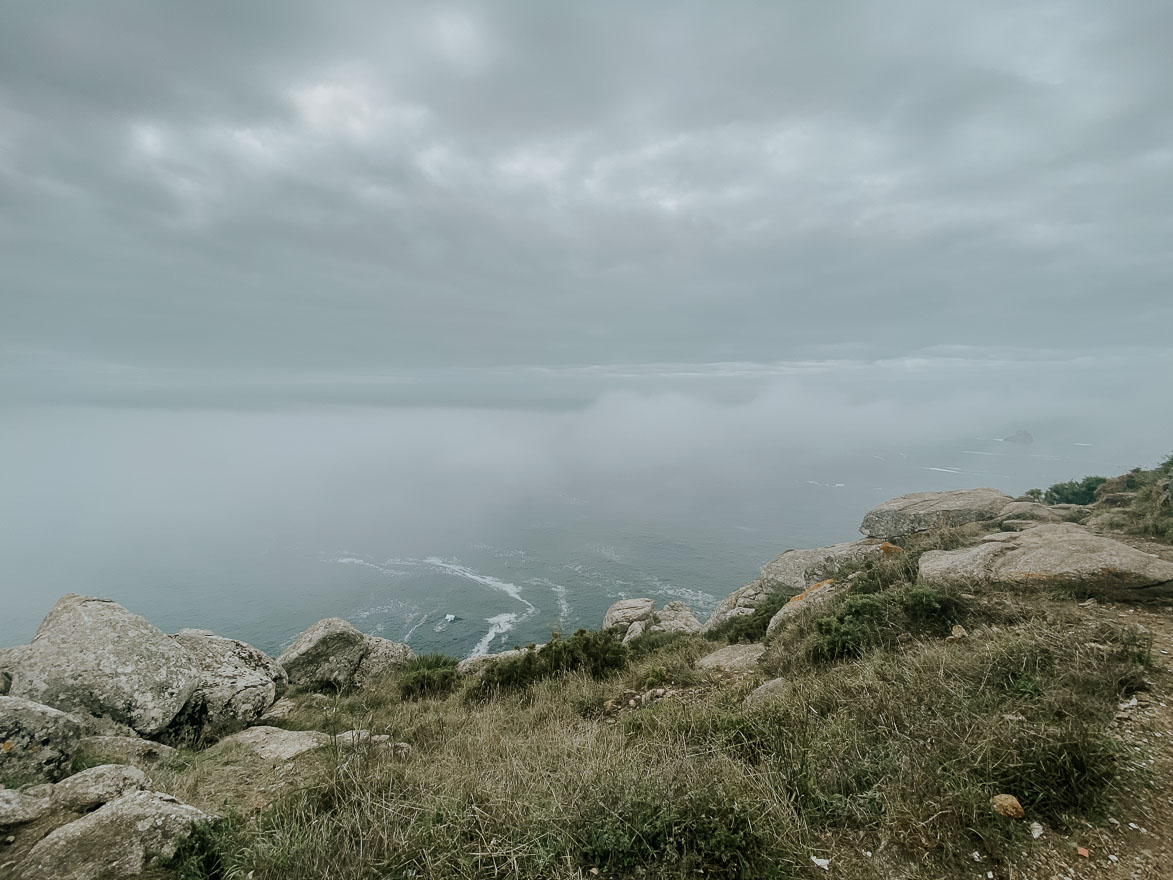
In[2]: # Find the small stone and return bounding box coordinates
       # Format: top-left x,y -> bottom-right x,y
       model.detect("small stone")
991,793 -> 1024,819
1030,821 -> 1044,839
810,856 -> 830,870
945,624 -> 968,643
1109,854 -> 1119,863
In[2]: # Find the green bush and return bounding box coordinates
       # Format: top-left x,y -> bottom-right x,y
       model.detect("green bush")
472,629 -> 627,697
398,654 -> 459,700
1044,475 -> 1107,505
705,590 -> 788,643
625,629 -> 689,657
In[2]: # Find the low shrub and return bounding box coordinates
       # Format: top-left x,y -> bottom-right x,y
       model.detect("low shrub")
705,590 -> 788,643
1044,475 -> 1107,506
398,653 -> 460,700
471,629 -> 627,697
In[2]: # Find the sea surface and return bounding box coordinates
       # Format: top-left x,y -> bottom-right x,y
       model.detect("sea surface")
0,421 -> 1149,658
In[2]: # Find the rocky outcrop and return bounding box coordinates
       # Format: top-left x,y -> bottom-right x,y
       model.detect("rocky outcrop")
919,523 -> 1173,597
601,599 -> 703,643
18,790 -> 208,880
353,635 -> 415,687
169,629 -> 287,740
278,618 -> 412,690
50,764 -> 148,813
760,540 -> 892,592
860,488 -> 1015,539
8,595 -> 200,736
695,643 -> 765,673
0,696 -> 87,783
208,725 -> 331,762
601,599 -> 654,635
745,676 -> 788,706
703,580 -> 771,632
765,579 -> 843,637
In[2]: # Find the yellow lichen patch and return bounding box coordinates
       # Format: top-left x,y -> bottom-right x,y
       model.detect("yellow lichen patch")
1,740 -> 11,752
880,542 -> 902,557
789,579 -> 834,603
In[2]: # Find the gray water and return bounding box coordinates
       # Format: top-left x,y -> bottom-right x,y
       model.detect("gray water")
2,356 -> 1168,656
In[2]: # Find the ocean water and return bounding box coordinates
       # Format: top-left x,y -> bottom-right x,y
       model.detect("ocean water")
0,408 -> 1153,658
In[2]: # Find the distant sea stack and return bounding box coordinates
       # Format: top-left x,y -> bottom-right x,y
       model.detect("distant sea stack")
1000,429 -> 1034,445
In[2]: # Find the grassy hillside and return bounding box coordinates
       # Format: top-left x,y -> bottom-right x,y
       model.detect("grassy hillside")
152,460 -> 1173,880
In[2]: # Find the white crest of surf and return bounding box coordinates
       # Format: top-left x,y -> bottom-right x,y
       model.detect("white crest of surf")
422,557 -> 535,610
469,609 -> 539,657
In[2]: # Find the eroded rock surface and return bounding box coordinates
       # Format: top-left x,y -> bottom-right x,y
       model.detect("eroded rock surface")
169,629 -> 287,740
278,618 -> 412,690
8,595 -> 199,736
860,488 -> 1015,539
696,643 -> 765,673
18,790 -> 208,880
919,523 -> 1173,597
50,764 -> 148,813
0,696 -> 87,783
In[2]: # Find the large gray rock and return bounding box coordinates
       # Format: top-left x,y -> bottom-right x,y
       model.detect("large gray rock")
765,579 -> 844,637
169,629 -> 287,740
353,634 -> 415,687
860,488 -> 1015,539
0,696 -> 87,784
745,676 -> 789,706
9,595 -> 200,736
601,599 -> 654,635
703,580 -> 771,632
207,725 -> 331,762
50,764 -> 148,813
278,618 -> 412,690
603,599 -> 702,643
695,643 -> 765,673
0,786 -> 53,827
760,539 -> 891,592
919,523 -> 1173,597
72,736 -> 175,773
652,601 -> 703,635
18,790 -> 208,880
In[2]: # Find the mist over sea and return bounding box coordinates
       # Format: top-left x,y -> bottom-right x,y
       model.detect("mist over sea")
2,354 -> 1168,656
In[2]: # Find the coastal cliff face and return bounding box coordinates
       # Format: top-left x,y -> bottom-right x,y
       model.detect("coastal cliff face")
2,458 -> 1172,880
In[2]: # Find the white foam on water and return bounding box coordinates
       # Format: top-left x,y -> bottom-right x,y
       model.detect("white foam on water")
470,611 -> 521,657
422,557 -> 535,610
402,614 -> 429,642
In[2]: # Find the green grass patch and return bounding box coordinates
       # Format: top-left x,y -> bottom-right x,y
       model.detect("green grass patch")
399,654 -> 460,701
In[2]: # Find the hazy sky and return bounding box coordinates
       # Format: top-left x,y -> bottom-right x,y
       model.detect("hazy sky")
3,0 -> 1172,406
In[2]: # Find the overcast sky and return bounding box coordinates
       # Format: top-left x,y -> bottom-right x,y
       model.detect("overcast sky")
3,0 -> 1171,405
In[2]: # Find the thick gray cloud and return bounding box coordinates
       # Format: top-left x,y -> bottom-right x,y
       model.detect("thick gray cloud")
3,0 -> 1172,391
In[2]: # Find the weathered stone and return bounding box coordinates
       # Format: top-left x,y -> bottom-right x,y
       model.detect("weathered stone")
745,676 -> 788,706
9,595 -> 200,735
702,580 -> 771,632
651,601 -> 703,635
919,523 -> 1173,597
765,579 -> 842,637
207,726 -> 330,762
72,736 -> 174,773
991,793 -> 1024,819
0,696 -> 86,784
621,619 -> 649,644
997,501 -> 1059,523
760,540 -> 891,593
0,646 -> 28,697
0,787 -> 52,827
601,599 -> 654,636
353,635 -> 415,687
860,488 -> 1015,539
695,643 -> 765,673
278,618 -> 367,689
999,519 -> 1043,532
169,629 -> 287,740
19,790 -> 208,880
51,764 -> 148,813
1086,511 -> 1129,532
